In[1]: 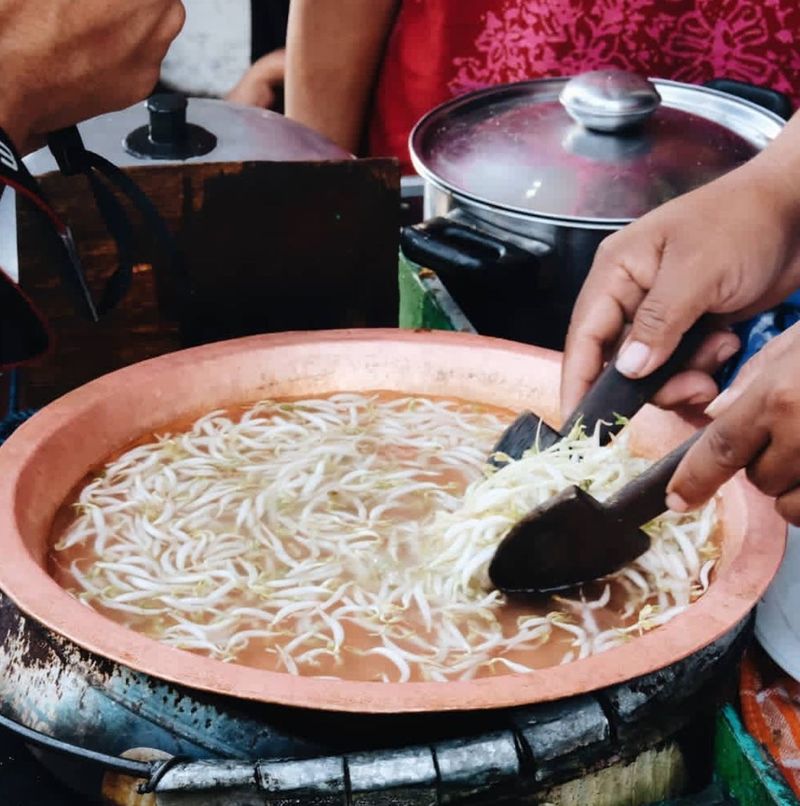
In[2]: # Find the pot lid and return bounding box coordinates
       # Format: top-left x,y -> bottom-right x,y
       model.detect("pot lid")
26,95 -> 351,175
410,70 -> 784,223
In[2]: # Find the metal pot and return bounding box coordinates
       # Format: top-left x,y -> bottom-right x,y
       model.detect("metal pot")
401,71 -> 788,348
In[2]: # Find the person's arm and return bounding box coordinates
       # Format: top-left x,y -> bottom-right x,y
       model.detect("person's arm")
560,110 -> 800,520
560,110 -> 800,419
0,0 -> 186,154
285,0 -> 399,153
0,85 -> 29,153
227,48 -> 286,110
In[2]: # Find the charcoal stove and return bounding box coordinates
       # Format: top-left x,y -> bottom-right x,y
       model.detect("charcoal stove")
0,318 -> 766,806
0,588 -> 752,804
0,307 -> 755,806
0,330 -> 784,805
0,81 -> 785,804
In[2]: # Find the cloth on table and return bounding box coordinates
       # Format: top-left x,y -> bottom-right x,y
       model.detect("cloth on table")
737,289 -> 800,795
717,290 -> 800,389
741,645 -> 800,798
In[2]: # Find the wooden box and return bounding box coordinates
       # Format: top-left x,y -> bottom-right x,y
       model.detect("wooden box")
14,159 -> 399,408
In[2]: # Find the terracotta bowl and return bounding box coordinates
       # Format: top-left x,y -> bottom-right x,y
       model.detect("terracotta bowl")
0,330 -> 786,713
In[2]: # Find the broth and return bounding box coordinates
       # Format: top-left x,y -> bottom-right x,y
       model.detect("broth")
50,392 -> 719,683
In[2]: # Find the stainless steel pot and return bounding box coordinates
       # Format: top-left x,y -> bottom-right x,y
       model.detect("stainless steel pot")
401,71 -> 788,348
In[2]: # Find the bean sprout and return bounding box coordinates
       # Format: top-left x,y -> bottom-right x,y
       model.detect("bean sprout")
51,393 -> 718,682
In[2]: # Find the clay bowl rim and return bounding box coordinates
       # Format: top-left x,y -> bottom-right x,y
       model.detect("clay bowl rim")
0,328 -> 786,713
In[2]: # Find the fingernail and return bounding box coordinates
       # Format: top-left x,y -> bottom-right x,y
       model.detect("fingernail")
716,341 -> 739,364
688,390 -> 715,406
616,341 -> 651,377
666,492 -> 689,513
704,387 -> 740,419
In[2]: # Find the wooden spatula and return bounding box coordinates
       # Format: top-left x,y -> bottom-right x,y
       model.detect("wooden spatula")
490,321 -> 709,465
488,430 -> 703,595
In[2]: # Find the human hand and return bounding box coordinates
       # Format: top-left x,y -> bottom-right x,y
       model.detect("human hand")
0,0 -> 186,152
227,49 -> 286,110
666,321 -> 800,524
560,156 -> 800,421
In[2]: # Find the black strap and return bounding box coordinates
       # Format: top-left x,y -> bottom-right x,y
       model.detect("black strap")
0,127 -> 98,321
0,125 -> 185,379
85,167 -> 137,314
47,125 -> 135,314
88,149 -> 190,317
47,126 -> 187,319
0,124 -> 185,352
0,268 -> 50,369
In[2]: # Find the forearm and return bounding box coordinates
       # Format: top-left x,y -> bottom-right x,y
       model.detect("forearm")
560,109 -> 800,416
740,109 -> 800,225
285,0 -> 398,153
0,83 -> 34,153
227,49 -> 286,108
0,0 -> 184,155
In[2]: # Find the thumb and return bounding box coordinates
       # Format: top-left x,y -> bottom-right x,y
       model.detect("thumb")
615,269 -> 711,381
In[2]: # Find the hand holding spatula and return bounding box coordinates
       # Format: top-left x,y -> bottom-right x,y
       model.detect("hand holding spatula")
491,321 -> 709,463
489,430 -> 704,595
488,319 -> 711,595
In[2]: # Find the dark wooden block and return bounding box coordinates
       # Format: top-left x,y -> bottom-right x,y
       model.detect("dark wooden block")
16,159 -> 399,408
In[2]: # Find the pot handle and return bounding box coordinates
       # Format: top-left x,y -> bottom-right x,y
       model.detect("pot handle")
400,217 -> 540,275
703,78 -> 793,121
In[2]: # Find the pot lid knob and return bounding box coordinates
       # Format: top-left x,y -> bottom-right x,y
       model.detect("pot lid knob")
124,93 -> 218,160
559,70 -> 661,133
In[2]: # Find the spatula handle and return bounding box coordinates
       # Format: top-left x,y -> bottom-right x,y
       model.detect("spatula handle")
562,319 -> 710,444
605,429 -> 705,529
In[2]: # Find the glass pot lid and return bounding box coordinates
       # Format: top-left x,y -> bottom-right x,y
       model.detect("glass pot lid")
410,69 -> 784,224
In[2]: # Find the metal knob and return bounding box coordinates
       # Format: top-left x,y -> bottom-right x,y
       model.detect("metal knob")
559,70 -> 661,133
124,94 -> 217,161
148,93 -> 189,147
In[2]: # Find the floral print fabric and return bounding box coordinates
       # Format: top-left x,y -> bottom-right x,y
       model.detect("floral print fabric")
369,0 -> 800,173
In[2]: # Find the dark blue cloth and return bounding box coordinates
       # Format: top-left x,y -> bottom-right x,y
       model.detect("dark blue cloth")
0,369 -> 36,445
718,292 -> 800,389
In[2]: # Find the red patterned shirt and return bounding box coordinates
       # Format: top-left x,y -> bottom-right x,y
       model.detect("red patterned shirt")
369,0 -> 800,173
